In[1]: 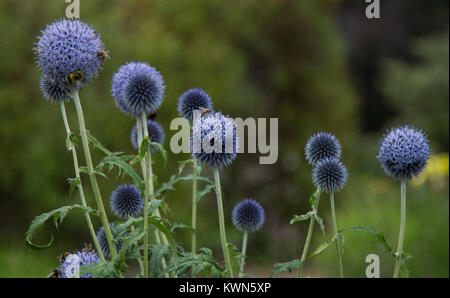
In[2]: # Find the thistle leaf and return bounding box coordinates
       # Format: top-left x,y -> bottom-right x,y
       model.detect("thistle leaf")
25,204 -> 98,249
290,211 -> 313,224
271,259 -> 302,277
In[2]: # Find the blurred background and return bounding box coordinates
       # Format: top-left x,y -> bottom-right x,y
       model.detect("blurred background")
0,0 -> 448,277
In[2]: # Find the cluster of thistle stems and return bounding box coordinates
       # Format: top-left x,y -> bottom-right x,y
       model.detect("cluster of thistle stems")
296,189 -> 344,278
60,90 -> 175,278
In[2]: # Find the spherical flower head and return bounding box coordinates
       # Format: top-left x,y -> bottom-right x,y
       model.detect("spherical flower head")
96,224 -> 122,258
191,112 -> 239,168
305,132 -> 342,166
111,62 -> 165,117
130,120 -> 165,152
377,125 -> 431,180
312,157 -> 348,193
177,88 -> 213,121
58,248 -> 100,278
39,76 -> 72,103
35,19 -> 106,88
110,184 -> 144,219
232,199 -> 265,233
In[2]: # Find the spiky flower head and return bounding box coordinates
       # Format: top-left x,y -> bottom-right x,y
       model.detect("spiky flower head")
96,224 -> 122,258
312,157 -> 348,193
305,132 -> 342,166
111,62 -> 165,117
39,76 -> 72,103
35,19 -> 106,89
378,125 -> 431,180
177,88 -> 213,122
58,248 -> 100,278
110,184 -> 144,219
130,120 -> 165,152
191,111 -> 238,168
232,199 -> 265,233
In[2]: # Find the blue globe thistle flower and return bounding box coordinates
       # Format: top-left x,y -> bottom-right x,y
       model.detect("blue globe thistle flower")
130,120 -> 165,152
110,184 -> 144,219
305,132 -> 342,166
39,77 -> 72,103
111,62 -> 165,117
232,199 -> 265,233
177,88 -> 213,121
58,248 -> 100,278
96,224 -> 122,258
35,19 -> 106,88
312,157 -> 348,193
191,112 -> 238,168
378,125 -> 431,180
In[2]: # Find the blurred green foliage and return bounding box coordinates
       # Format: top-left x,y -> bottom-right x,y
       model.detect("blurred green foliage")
381,31 -> 449,151
0,0 -> 447,277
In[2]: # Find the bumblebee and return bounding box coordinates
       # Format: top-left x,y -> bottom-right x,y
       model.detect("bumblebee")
46,268 -> 60,278
201,108 -> 211,116
148,112 -> 157,120
68,71 -> 84,84
97,50 -> 109,61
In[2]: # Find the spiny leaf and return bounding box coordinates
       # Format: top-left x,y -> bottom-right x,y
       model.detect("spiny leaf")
309,236 -> 336,258
96,153 -> 143,188
149,244 -> 170,277
155,174 -> 212,197
150,141 -> 168,168
196,183 -> 216,202
227,243 -> 245,278
25,205 -> 98,249
67,177 -> 80,197
290,212 -> 313,224
271,259 -> 302,277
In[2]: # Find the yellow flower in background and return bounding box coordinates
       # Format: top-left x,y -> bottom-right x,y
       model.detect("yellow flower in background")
411,153 -> 449,188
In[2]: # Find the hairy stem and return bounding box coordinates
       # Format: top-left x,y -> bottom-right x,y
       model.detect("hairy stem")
239,231 -> 248,277
330,192 -> 344,278
60,102 -> 104,261
138,112 -> 169,277
191,160 -> 199,276
213,168 -> 234,278
393,179 -> 407,278
296,189 -> 321,278
72,91 -> 118,259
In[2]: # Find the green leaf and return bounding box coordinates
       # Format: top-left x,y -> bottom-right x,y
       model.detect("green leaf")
177,158 -> 194,175
25,205 -> 98,249
67,177 -> 80,197
271,259 -> 302,277
290,211 -> 313,224
150,141 -> 168,168
196,183 -> 216,202
227,243 -> 245,278
139,136 -> 150,160
155,174 -> 212,198
149,244 -> 170,277
96,153 -> 143,189
163,248 -> 226,277
170,222 -> 195,233
309,236 -> 336,258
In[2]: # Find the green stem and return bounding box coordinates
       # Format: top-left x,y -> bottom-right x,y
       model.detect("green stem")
393,179 -> 407,278
139,113 -> 151,278
139,112 -> 170,277
296,189 -> 321,278
239,231 -> 248,277
131,225 -> 144,277
213,168 -> 234,278
191,160 -> 198,276
60,103 -> 105,261
72,91 -> 118,259
330,192 -> 343,278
